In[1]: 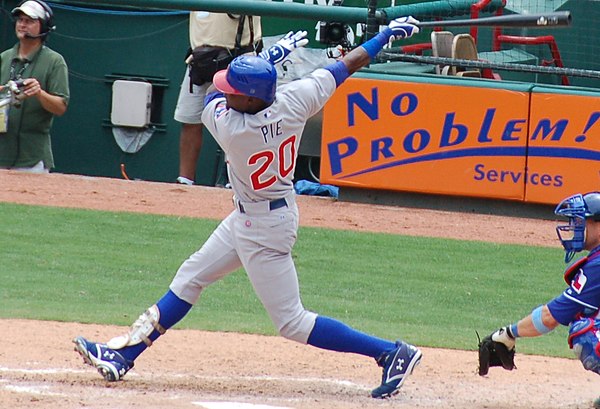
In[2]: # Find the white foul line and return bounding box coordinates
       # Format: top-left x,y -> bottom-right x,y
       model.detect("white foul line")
0,365 -> 370,406
0,366 -> 364,389
193,402 -> 293,409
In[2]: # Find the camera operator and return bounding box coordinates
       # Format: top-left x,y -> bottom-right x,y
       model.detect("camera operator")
0,0 -> 69,173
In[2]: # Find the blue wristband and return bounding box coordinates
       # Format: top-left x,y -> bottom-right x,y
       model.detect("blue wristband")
509,323 -> 519,338
361,28 -> 392,59
531,305 -> 552,334
324,60 -> 350,88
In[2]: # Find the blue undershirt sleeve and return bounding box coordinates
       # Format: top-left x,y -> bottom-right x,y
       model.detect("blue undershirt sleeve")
204,91 -> 224,106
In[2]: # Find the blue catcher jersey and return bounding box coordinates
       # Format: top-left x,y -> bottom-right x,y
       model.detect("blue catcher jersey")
548,247 -> 600,325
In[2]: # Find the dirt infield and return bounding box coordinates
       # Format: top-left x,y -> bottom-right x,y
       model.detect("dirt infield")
1,170 -> 598,409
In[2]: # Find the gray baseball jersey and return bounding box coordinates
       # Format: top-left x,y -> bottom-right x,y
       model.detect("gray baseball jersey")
202,68 -> 335,202
170,69 -> 336,343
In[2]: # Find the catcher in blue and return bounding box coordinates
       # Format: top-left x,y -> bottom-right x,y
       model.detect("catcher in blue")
478,192 -> 600,404
73,17 -> 422,399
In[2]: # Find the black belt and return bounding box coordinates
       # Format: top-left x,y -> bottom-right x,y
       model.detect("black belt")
238,198 -> 288,213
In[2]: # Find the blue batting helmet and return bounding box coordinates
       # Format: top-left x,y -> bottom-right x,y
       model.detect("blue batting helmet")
213,55 -> 277,104
555,191 -> 600,262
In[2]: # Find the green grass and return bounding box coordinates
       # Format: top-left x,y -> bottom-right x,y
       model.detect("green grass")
0,202 -> 572,357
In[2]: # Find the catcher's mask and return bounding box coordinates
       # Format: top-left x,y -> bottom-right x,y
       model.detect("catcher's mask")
213,55 -> 277,104
555,191 -> 600,262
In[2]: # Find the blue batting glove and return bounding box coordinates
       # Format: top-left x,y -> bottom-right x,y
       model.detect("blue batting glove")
388,16 -> 420,40
259,30 -> 309,65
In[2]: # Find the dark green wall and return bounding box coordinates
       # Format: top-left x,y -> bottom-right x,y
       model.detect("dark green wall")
2,2 -> 215,183
0,1 -> 322,184
51,8 -> 191,183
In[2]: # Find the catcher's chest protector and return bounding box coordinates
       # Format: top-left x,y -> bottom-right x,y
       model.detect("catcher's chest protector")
564,252 -> 600,284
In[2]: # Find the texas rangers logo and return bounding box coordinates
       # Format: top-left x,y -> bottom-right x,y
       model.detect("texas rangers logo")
572,269 -> 587,294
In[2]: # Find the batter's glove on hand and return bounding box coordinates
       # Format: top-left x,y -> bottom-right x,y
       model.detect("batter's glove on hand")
259,30 -> 309,65
478,326 -> 516,376
388,16 -> 420,41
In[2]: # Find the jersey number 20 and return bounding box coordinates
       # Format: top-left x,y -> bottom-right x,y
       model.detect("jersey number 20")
249,135 -> 296,190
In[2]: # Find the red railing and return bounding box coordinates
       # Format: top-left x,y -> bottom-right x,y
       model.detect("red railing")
495,35 -> 570,85
397,0 -> 569,85
400,42 -> 432,55
470,0 -> 506,45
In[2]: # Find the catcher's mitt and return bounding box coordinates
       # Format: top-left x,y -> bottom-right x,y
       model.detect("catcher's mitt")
477,328 -> 516,376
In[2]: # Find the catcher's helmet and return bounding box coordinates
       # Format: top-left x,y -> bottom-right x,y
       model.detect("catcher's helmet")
213,56 -> 277,104
12,0 -> 55,39
555,192 -> 600,262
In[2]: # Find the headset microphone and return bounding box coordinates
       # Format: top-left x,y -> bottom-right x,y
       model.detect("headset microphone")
24,32 -> 47,39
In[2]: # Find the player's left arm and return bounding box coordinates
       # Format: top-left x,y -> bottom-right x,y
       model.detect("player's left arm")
279,18 -> 420,119
486,303 -> 560,352
324,16 -> 420,87
510,305 -> 561,337
477,304 -> 560,376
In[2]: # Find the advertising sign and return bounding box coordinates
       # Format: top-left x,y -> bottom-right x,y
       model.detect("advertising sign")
526,89 -> 600,203
320,77 -> 600,204
321,77 -> 530,200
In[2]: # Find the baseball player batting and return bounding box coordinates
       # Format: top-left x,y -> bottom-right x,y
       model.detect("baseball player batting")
73,16 -> 422,399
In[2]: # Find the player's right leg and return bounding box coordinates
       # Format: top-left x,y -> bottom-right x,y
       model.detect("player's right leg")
73,214 -> 242,381
238,203 -> 422,398
306,316 -> 422,398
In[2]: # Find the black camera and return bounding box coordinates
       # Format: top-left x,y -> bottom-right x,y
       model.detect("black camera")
9,79 -> 26,93
316,0 -> 352,49
318,21 -> 351,47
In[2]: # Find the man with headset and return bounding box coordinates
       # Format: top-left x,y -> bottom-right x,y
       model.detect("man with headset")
0,0 -> 69,173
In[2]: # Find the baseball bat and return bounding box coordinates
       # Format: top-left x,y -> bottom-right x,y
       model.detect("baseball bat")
416,11 -> 571,28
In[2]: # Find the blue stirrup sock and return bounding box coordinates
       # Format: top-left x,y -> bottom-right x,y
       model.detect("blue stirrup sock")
119,290 -> 192,361
307,316 -> 396,358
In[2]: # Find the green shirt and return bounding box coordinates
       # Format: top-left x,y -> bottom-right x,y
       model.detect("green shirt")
0,43 -> 69,169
